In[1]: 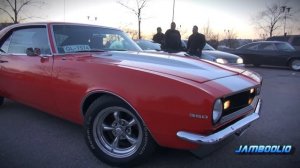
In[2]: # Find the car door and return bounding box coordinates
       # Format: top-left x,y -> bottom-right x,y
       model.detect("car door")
272,43 -> 296,66
257,43 -> 278,65
236,43 -> 260,64
0,26 -> 57,113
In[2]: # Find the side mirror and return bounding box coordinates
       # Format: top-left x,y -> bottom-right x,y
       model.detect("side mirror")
26,48 -> 41,56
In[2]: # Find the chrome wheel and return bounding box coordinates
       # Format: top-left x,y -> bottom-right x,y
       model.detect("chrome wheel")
93,106 -> 143,158
291,59 -> 300,71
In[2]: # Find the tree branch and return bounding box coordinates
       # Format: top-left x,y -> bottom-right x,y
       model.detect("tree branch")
17,0 -> 31,14
139,0 -> 147,9
0,0 -> 45,23
5,0 -> 15,11
0,7 -> 15,22
117,1 -> 138,16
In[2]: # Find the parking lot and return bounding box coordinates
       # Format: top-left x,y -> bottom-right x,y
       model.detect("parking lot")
0,66 -> 299,168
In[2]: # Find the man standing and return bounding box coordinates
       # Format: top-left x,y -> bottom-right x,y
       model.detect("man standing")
187,25 -> 206,57
153,27 -> 165,47
164,22 -> 181,52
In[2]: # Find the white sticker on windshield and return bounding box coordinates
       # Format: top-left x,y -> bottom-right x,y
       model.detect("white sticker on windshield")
63,45 -> 91,53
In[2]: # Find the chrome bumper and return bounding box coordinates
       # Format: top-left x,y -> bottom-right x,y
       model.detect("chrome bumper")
177,99 -> 262,144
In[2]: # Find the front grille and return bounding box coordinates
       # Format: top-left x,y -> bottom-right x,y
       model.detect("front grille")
222,88 -> 257,116
226,58 -> 237,63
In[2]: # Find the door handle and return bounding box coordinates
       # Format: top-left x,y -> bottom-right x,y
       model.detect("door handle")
0,60 -> 8,63
40,56 -> 49,63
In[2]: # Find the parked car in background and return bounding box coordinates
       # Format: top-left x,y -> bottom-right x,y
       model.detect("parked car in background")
0,22 -> 262,167
201,43 -> 244,66
229,41 -> 300,71
181,40 -> 244,66
136,39 -> 244,66
267,35 -> 300,50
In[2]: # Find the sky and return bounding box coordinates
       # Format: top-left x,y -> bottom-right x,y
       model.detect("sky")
1,0 -> 300,39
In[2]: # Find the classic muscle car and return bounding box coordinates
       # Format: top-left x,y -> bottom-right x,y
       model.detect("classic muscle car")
0,22 -> 262,166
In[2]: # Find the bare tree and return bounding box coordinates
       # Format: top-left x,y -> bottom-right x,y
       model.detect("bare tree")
208,34 -> 220,49
201,21 -> 220,49
117,0 -> 148,39
122,27 -> 139,39
202,21 -> 214,40
179,27 -> 189,39
0,0 -> 44,23
223,29 -> 238,48
252,1 -> 297,37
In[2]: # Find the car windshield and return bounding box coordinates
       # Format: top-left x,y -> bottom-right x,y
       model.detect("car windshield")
52,25 -> 142,53
275,42 -> 295,51
203,43 -> 215,51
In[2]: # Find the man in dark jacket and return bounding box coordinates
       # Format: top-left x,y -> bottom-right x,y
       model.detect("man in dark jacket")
187,25 -> 206,56
164,22 -> 181,52
153,27 -> 165,47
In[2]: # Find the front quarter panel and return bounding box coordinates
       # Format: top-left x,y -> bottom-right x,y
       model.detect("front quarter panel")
51,53 -> 220,149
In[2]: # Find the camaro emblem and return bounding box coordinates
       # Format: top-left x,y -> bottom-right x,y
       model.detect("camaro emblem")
189,113 -> 208,119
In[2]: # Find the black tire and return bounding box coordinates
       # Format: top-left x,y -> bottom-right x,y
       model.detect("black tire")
0,97 -> 4,106
84,95 -> 156,167
289,59 -> 300,71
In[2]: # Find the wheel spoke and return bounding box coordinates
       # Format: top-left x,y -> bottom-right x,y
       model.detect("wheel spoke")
127,118 -> 136,127
111,136 -> 120,150
102,123 -> 113,131
125,134 -> 137,145
113,111 -> 120,122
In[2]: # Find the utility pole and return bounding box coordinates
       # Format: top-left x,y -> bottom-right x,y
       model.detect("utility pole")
172,0 -> 175,22
138,8 -> 141,39
64,0 -> 65,21
224,29 -> 230,47
281,6 -> 291,36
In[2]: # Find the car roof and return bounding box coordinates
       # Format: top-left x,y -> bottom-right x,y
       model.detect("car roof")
237,41 -> 291,49
3,22 -> 121,31
268,35 -> 300,38
249,41 -> 289,45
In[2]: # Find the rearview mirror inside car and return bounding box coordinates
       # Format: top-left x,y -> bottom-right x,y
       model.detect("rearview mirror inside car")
26,48 -> 41,56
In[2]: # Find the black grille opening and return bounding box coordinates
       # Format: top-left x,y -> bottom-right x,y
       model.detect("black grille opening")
222,89 -> 256,116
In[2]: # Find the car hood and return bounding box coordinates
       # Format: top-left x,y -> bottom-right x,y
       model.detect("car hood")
92,51 -> 245,83
202,50 -> 241,59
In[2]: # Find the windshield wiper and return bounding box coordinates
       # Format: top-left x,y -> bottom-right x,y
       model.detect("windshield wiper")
75,49 -> 106,53
107,49 -> 128,51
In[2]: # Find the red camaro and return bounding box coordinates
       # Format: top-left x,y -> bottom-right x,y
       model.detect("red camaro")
0,22 -> 262,166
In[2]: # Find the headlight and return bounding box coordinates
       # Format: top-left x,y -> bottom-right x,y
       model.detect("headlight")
212,99 -> 223,124
215,58 -> 228,64
237,58 -> 243,64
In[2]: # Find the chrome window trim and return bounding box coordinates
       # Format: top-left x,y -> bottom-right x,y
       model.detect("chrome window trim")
50,23 -> 142,55
0,53 -> 52,57
0,24 -> 54,56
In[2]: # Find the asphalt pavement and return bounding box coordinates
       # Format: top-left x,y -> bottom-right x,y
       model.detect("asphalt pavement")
0,66 -> 299,168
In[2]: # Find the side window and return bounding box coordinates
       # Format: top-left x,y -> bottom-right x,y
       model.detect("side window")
2,27 -> 51,55
258,43 -> 276,51
245,44 -> 259,50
